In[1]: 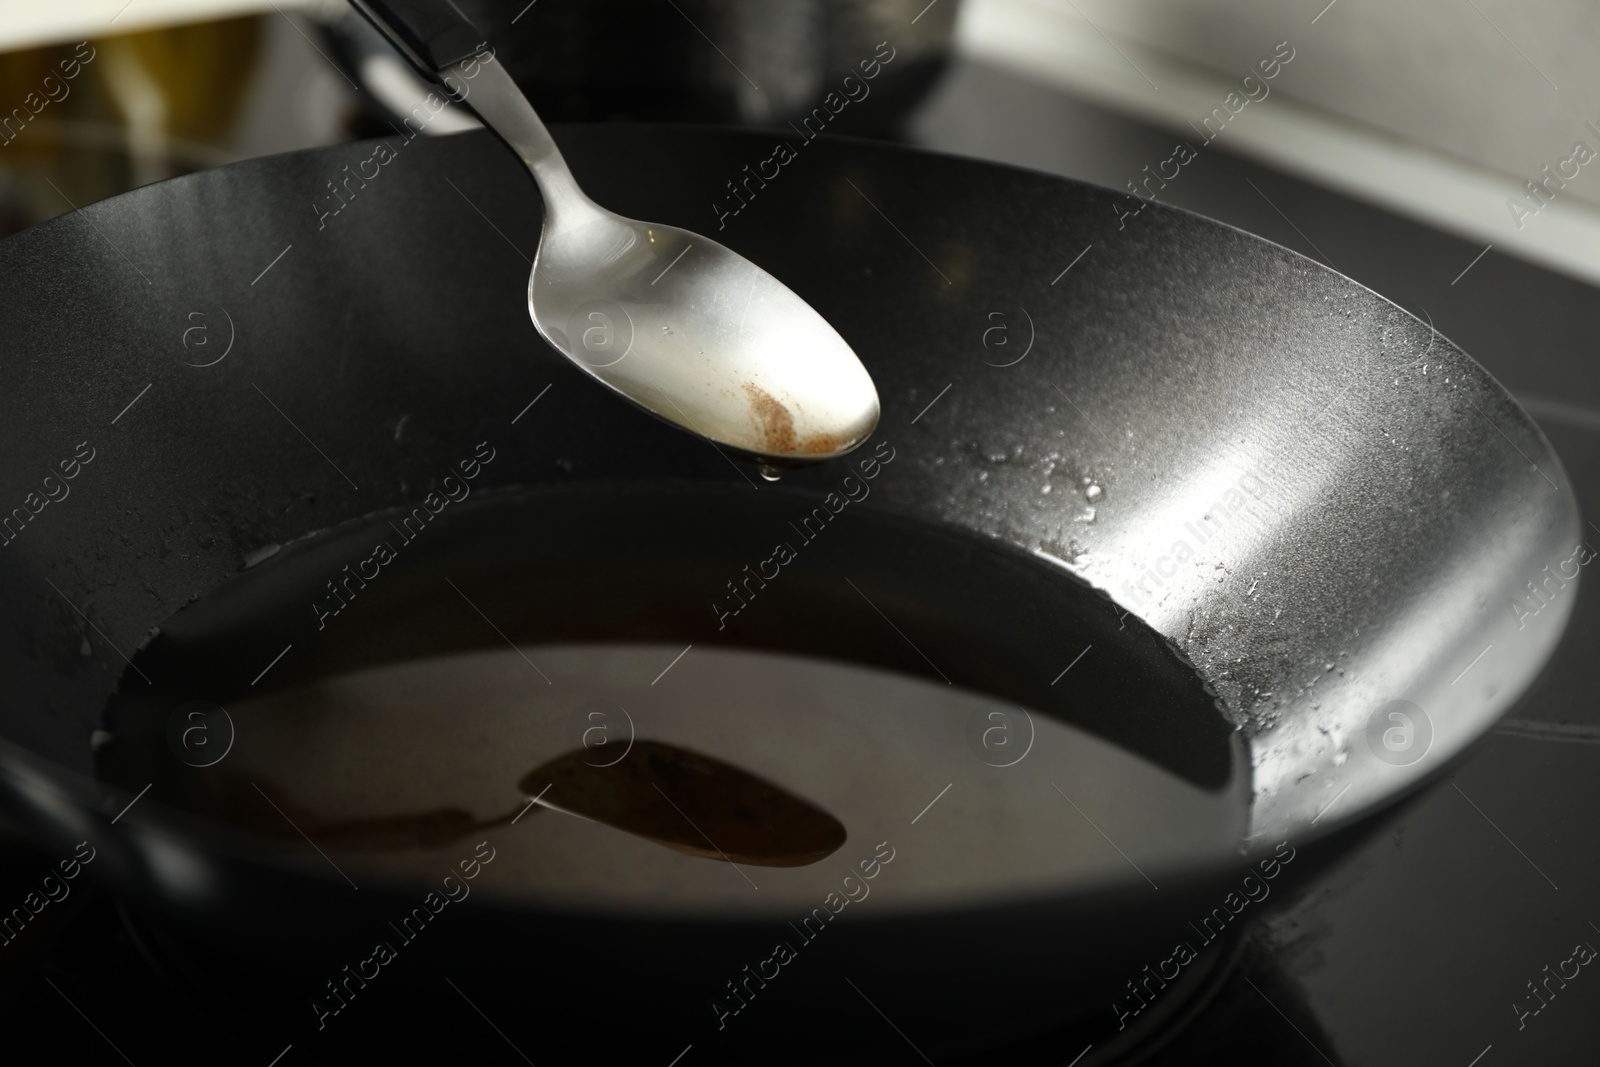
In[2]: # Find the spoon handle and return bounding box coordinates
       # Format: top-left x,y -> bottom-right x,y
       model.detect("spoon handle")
447,59 -> 604,230
348,0 -> 602,230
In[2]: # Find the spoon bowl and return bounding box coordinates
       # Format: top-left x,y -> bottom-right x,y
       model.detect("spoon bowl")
531,210 -> 880,463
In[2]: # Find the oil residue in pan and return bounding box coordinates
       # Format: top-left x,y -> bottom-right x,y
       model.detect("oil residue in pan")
95,485 -> 1250,917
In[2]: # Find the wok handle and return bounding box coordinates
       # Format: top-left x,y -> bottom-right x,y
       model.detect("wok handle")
347,0 -> 485,78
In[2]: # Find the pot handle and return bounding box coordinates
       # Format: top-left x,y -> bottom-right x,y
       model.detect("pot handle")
347,0 -> 486,78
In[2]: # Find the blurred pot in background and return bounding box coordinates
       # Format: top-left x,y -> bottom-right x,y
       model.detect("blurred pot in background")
0,18 -> 261,239
332,0 -> 960,136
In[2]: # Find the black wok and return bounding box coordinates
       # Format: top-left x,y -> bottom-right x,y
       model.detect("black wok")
0,125 -> 1577,1064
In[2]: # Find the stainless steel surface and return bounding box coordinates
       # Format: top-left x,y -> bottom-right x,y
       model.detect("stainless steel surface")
457,51 -> 882,465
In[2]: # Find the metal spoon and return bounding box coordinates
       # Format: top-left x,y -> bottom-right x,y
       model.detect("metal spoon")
349,1 -> 880,469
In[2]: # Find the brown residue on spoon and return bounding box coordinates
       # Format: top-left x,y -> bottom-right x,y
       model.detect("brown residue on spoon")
798,432 -> 843,455
742,383 -> 854,457
742,382 -> 798,453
